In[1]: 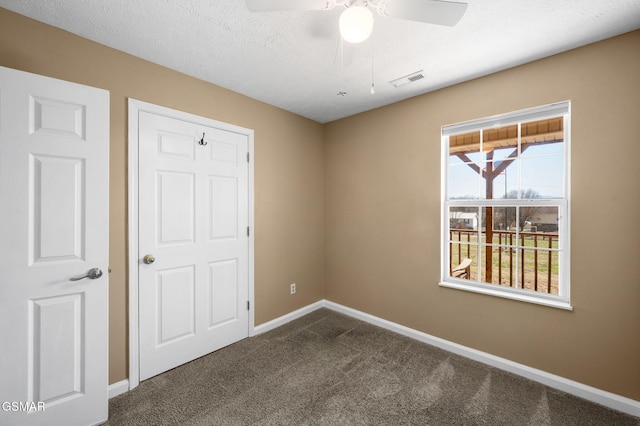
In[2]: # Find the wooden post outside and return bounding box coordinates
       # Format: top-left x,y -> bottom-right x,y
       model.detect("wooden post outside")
547,235 -> 553,293
509,233 -> 513,286
484,151 -> 494,283
534,234 -> 538,291
498,231 -> 502,285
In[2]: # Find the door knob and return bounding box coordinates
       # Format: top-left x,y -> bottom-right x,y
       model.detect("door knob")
70,268 -> 103,281
143,254 -> 155,265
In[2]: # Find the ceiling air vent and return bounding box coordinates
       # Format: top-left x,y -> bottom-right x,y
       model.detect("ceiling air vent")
389,70 -> 424,88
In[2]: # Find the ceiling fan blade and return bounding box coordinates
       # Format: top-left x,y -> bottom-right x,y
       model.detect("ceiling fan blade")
246,0 -> 332,12
382,0 -> 468,26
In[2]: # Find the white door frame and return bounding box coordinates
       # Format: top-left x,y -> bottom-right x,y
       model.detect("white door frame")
127,98 -> 255,389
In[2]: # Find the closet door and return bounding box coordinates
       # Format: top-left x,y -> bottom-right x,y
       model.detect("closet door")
137,110 -> 249,381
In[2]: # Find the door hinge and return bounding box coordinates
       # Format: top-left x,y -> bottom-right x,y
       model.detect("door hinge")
247,226 -> 250,237
247,152 -> 250,163
247,300 -> 250,311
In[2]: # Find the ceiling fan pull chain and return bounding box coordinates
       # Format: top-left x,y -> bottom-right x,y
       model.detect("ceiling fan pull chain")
370,31 -> 375,94
337,38 -> 347,96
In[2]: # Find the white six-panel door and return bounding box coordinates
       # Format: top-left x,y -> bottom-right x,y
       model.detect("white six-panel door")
0,67 -> 109,426
137,110 -> 250,381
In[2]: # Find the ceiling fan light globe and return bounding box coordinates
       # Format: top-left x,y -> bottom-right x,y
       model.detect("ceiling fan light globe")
339,6 -> 374,44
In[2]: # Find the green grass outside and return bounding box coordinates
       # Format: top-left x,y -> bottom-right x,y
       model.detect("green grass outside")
450,231 -> 560,295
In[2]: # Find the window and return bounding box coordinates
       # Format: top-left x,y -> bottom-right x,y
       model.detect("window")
440,102 -> 571,310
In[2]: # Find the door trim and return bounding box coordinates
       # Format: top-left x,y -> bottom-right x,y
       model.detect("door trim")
127,98 -> 255,390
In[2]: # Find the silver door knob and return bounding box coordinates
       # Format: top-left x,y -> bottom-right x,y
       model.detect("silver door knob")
143,254 -> 155,265
70,268 -> 103,281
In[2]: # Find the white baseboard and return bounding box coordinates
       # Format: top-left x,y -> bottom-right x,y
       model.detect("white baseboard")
108,379 -> 129,399
252,300 -> 324,336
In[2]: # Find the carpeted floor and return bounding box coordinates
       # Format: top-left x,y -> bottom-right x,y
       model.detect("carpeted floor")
108,308 -> 638,425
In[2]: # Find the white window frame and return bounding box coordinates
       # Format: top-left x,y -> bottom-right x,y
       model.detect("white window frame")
440,102 -> 572,310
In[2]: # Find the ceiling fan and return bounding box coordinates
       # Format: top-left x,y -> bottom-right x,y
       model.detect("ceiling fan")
246,0 -> 468,43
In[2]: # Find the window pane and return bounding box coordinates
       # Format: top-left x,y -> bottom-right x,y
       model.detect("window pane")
491,146 -> 518,162
480,124 -> 519,201
479,244 -> 516,287
449,206 -> 478,231
520,116 -> 564,157
478,207 -> 524,288
479,207 -> 489,241
448,163 -> 481,199
495,246 -> 516,287
449,241 -> 475,262
449,150 -> 484,166
449,131 -> 483,199
493,206 -> 517,232
487,159 -> 518,200
449,154 -> 465,166
526,206 -> 559,233
449,130 -> 481,159
519,246 -> 559,295
482,124 -> 518,154
521,154 -> 564,198
521,140 -> 565,157
449,243 -> 477,281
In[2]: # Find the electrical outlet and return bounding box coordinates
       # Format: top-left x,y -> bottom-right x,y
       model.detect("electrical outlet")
290,283 -> 296,295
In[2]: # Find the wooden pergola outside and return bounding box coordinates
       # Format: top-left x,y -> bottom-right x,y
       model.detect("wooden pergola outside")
449,117 -> 564,283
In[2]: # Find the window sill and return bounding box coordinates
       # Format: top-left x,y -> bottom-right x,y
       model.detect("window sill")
439,280 -> 573,311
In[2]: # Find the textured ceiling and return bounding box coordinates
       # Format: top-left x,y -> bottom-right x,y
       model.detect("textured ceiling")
1,1 -> 639,123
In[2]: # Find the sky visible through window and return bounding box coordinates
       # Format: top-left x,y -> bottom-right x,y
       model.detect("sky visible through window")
448,143 -> 564,200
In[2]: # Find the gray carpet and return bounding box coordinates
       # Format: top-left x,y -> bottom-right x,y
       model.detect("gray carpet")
108,309 -> 638,425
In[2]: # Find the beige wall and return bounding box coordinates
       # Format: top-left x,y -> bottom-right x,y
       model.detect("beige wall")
2,6 -> 638,402
0,8 -> 326,385
325,31 -> 640,400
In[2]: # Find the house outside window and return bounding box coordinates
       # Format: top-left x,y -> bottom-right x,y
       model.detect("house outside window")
440,102 -> 571,310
